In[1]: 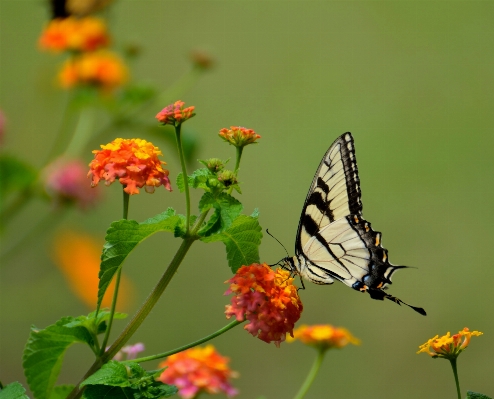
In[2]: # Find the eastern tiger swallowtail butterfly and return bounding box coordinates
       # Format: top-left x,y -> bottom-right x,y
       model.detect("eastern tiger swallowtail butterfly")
279,132 -> 426,316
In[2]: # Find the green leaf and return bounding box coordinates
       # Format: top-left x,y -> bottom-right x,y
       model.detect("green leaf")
0,382 -> 29,399
97,208 -> 181,311
81,361 -> 129,388
64,310 -> 127,336
198,193 -> 243,237
23,317 -> 92,399
82,362 -> 177,399
0,154 -> 37,199
467,392 -> 493,399
50,385 -> 75,399
201,214 -> 263,272
176,168 -> 212,193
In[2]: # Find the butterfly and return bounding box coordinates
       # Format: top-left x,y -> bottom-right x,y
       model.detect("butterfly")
279,132 -> 426,315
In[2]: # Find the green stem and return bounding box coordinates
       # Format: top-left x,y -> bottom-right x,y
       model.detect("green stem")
67,236 -> 196,399
99,191 -> 129,355
449,358 -> 462,399
234,146 -> 243,174
64,107 -> 96,158
175,123 -> 191,233
293,350 -> 326,399
131,320 -> 243,364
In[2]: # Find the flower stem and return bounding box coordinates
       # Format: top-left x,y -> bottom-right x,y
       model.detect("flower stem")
130,320 -> 243,364
293,350 -> 326,399
234,146 -> 243,174
449,358 -> 462,399
67,236 -> 196,399
174,123 -> 191,233
99,191 -> 129,355
64,107 -> 96,158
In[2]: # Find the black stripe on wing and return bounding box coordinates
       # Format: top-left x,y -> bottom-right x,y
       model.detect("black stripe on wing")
296,132 -> 362,254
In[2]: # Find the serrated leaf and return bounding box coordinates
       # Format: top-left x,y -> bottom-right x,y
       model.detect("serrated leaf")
0,154 -> 37,199
0,382 -> 29,399
467,392 -> 493,399
201,215 -> 262,272
82,386 -> 130,399
23,317 -> 92,399
82,362 -> 176,399
64,310 -> 127,336
81,361 -> 129,388
198,193 -> 243,237
97,209 -> 181,311
176,169 -> 212,193
50,385 -> 75,399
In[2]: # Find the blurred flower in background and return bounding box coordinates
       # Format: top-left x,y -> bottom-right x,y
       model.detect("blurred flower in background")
288,324 -> 361,352
158,345 -> 238,399
112,342 -> 145,361
52,230 -> 134,309
43,157 -> 99,209
224,263 -> 303,347
88,138 -> 171,195
59,50 -> 128,90
63,0 -> 114,17
39,16 -> 110,53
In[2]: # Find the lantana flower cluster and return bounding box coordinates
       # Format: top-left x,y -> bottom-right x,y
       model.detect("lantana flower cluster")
219,126 -> 261,148
159,345 -> 238,399
225,263 -> 303,347
155,100 -> 196,126
88,138 -> 171,195
417,327 -> 483,360
59,51 -> 128,90
289,324 -> 360,352
39,17 -> 110,52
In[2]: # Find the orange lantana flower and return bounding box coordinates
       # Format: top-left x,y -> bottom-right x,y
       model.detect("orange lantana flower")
88,138 -> 171,195
289,324 -> 361,351
59,50 -> 127,90
52,231 -> 133,309
225,263 -> 303,347
159,345 -> 238,399
417,327 -> 483,360
218,126 -> 260,148
39,17 -> 110,53
155,101 -> 195,126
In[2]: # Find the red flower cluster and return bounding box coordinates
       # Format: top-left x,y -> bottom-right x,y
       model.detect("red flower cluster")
159,345 -> 238,399
225,263 -> 303,347
218,126 -> 260,148
88,138 -> 171,195
155,101 -> 195,126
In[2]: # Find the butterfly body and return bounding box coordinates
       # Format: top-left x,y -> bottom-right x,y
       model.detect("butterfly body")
280,132 -> 426,315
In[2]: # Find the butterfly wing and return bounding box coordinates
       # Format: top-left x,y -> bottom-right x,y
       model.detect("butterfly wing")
295,132 -> 362,255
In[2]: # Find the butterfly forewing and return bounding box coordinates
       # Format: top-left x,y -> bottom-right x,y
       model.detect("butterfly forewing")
296,133 -> 362,254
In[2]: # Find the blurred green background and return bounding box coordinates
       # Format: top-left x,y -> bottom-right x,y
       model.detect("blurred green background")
1,1 -> 493,398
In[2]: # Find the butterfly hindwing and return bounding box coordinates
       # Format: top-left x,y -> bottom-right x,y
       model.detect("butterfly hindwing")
296,132 -> 362,253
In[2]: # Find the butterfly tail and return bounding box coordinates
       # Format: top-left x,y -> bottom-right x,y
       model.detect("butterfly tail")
368,288 -> 426,316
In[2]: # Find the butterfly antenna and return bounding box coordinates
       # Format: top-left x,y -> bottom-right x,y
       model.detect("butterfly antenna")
266,229 -> 290,257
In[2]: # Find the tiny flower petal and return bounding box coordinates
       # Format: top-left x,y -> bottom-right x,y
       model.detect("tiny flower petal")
88,138 -> 171,195
417,327 -> 483,360
159,345 -> 238,399
218,126 -> 260,148
224,263 -> 303,347
156,101 -> 195,126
